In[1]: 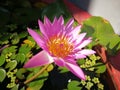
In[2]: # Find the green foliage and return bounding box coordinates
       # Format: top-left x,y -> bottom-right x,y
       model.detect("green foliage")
16,68 -> 26,79
26,67 -> 49,90
0,55 -> 5,66
0,0 -> 115,90
5,60 -> 17,71
58,66 -> 69,73
67,55 -> 106,90
94,63 -> 106,73
67,81 -> 82,90
15,53 -> 26,64
0,68 -> 6,82
79,54 -> 106,74
46,64 -> 54,72
80,76 -> 104,90
41,0 -> 71,21
10,84 -> 20,90
6,69 -> 17,88
10,33 -> 20,44
81,16 -> 120,55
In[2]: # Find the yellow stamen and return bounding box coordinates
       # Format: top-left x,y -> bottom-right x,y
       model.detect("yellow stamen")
47,36 -> 73,58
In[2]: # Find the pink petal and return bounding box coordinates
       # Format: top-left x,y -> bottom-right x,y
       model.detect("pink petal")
75,33 -> 86,44
65,62 -> 85,80
58,16 -> 64,25
44,16 -> 52,27
54,58 -> 65,67
65,58 -> 77,64
52,17 -> 64,36
75,53 -> 87,59
24,50 -> 54,68
27,28 -> 45,48
53,16 -> 57,25
65,18 -> 74,30
38,19 -> 49,38
79,49 -> 96,55
75,49 -> 95,59
67,26 -> 81,40
73,26 -> 81,34
76,38 -> 92,49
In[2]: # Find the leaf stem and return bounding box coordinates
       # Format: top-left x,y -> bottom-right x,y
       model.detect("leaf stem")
24,64 -> 50,84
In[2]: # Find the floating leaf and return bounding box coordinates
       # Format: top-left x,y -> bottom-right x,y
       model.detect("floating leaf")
94,62 -> 106,73
0,33 -> 10,44
81,16 -> 120,54
11,84 -> 19,90
15,53 -> 26,64
0,68 -> 6,82
77,59 -> 85,65
67,81 -> 82,90
0,55 -> 5,66
2,46 -> 17,55
19,44 -> 31,55
46,64 -> 54,72
23,39 -> 35,47
18,31 -> 28,39
5,60 -> 17,71
27,71 -> 48,90
10,33 -> 20,44
26,67 -> 49,90
16,68 -> 26,79
58,67 -> 69,73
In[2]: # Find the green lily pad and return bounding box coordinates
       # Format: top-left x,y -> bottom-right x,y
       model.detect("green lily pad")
46,64 -> 54,72
0,55 -> 5,66
81,16 -> 120,55
15,53 -> 26,64
18,31 -> 28,39
5,60 -> 17,71
26,67 -> 49,90
94,62 -> 106,73
10,33 -> 20,44
16,68 -> 26,79
58,67 -> 69,73
19,44 -> 31,55
2,46 -> 17,55
0,68 -> 6,82
11,84 -> 20,90
67,81 -> 82,90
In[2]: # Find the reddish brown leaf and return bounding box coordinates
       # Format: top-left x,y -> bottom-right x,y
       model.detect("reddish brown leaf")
109,50 -> 120,71
94,44 -> 120,90
63,0 -> 91,25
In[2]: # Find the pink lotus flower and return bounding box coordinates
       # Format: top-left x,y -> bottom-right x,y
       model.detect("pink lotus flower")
24,16 -> 95,80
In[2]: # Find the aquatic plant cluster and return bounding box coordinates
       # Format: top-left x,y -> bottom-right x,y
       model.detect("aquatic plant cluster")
0,0 -> 120,90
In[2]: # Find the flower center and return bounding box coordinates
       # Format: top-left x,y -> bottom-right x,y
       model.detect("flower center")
47,36 -> 73,58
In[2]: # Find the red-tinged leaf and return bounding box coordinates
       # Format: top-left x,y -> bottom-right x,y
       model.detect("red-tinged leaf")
109,50 -> 120,90
93,44 -> 107,63
109,50 -> 120,71
93,44 -> 120,90
108,64 -> 120,90
63,0 -> 91,25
